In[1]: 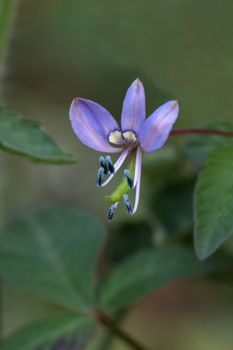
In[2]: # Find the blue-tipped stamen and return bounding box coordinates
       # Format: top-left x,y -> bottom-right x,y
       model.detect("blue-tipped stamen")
105,156 -> 115,174
123,194 -> 133,215
97,167 -> 105,187
108,202 -> 119,221
123,169 -> 134,189
99,156 -> 108,175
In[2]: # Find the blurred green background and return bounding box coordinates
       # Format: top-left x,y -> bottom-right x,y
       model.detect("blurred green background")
1,0 -> 233,349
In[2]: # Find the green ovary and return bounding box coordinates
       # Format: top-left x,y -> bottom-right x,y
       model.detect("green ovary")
106,155 -> 136,204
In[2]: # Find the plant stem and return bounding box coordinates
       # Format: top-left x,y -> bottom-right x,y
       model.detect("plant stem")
96,311 -> 126,350
170,128 -> 233,137
93,309 -> 149,350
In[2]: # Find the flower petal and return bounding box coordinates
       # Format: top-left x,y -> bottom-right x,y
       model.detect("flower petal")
69,98 -> 121,153
121,79 -> 146,135
139,101 -> 179,152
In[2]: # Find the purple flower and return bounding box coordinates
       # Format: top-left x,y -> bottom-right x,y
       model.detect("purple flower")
69,79 -> 179,220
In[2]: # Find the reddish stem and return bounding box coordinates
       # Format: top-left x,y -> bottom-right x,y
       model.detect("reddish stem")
170,128 -> 233,137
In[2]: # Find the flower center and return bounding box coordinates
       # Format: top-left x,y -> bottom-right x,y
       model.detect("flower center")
122,131 -> 137,143
108,130 -> 123,145
109,130 -> 137,145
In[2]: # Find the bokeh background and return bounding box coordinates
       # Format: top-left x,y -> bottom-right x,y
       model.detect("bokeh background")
1,0 -> 233,349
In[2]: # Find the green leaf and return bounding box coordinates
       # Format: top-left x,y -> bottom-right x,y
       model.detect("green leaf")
100,245 -> 228,312
149,178 -> 195,236
194,146 -> 233,260
0,106 -> 75,163
1,315 -> 94,350
184,123 -> 233,167
106,220 -> 154,265
0,205 -> 105,311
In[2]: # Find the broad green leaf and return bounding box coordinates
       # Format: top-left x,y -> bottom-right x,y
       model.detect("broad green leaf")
100,245 -> 228,312
0,205 -> 105,311
107,220 -> 154,265
149,178 -> 195,236
1,315 -> 94,350
184,123 -> 233,167
0,106 -> 75,163
194,147 -> 233,260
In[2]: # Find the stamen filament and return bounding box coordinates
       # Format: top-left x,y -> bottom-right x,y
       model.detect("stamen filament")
101,148 -> 131,187
132,148 -> 142,214
106,153 -> 136,203
133,147 -> 141,188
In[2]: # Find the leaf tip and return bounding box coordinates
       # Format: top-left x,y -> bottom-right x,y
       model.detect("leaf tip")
194,239 -> 216,261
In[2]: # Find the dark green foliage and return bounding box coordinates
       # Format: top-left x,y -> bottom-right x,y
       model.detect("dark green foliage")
149,178 -> 195,237
0,107 -> 75,163
194,147 -> 233,260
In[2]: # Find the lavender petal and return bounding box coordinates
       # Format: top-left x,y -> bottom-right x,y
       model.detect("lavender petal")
139,100 -> 179,152
121,79 -> 146,136
69,98 -> 121,153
